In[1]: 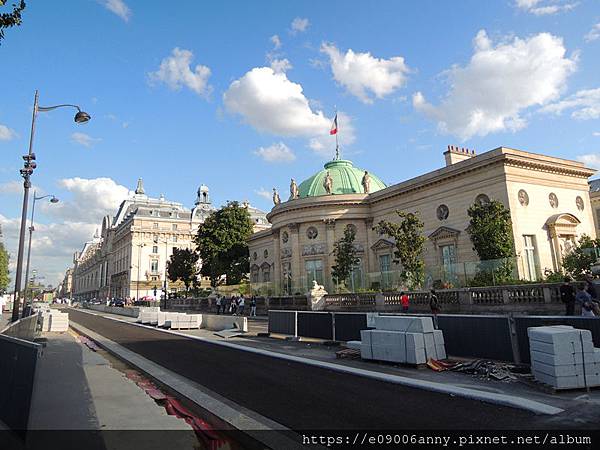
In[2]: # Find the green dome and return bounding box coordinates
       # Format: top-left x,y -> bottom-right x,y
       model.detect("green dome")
297,159 -> 387,198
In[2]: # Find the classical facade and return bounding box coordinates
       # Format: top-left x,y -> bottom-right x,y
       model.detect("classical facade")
72,180 -> 268,301
58,268 -> 73,299
248,146 -> 597,294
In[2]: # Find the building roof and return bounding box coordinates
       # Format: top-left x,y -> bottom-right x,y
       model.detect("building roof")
590,178 -> 600,192
297,159 -> 387,198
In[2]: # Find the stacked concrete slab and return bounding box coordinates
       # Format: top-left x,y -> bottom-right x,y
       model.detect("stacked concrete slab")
528,325 -> 600,389
360,316 -> 446,365
41,309 -> 69,332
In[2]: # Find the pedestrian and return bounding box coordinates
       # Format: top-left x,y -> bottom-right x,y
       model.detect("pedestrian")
559,276 -> 576,316
250,296 -> 257,317
429,289 -> 441,328
400,291 -> 409,313
575,284 -> 595,317
238,294 -> 245,315
216,295 -> 222,315
231,296 -> 237,315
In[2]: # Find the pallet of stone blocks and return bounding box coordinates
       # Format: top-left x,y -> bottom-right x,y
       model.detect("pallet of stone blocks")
528,325 -> 600,390
165,313 -> 201,330
360,316 -> 446,365
42,309 -> 69,332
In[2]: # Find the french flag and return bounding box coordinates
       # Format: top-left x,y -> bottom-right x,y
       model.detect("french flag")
330,113 -> 338,135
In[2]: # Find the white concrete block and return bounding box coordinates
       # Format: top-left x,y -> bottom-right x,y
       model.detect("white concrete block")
372,343 -> 406,363
435,344 -> 447,360
529,338 -> 594,355
404,332 -> 425,350
531,349 -> 584,366
360,329 -> 372,347
532,370 -> 583,389
374,316 -> 434,333
528,327 -> 581,344
423,332 -> 437,360
532,361 -> 600,377
406,347 -> 427,365
433,329 -> 444,345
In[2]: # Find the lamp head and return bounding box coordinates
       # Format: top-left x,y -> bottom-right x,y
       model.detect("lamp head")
74,110 -> 91,124
50,196 -> 59,203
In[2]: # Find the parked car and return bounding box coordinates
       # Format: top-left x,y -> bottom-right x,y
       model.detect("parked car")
109,299 -> 125,307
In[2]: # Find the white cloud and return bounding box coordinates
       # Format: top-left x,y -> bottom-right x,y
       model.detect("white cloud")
270,58 -> 292,73
584,22 -> 600,42
71,132 -> 101,147
100,0 -> 131,22
254,188 -> 273,201
413,30 -> 576,140
308,111 -> 356,158
577,154 -> 600,169
290,17 -> 309,34
270,34 -> 282,50
593,132 -> 600,137
320,43 -> 410,104
223,67 -> 330,137
0,177 -> 130,287
149,48 -> 212,97
541,88 -> 600,120
0,124 -> 18,141
514,0 -> 578,16
254,142 -> 296,163
0,181 -> 24,194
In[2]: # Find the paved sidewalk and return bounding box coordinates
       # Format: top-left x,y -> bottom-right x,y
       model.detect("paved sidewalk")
27,331 -> 197,449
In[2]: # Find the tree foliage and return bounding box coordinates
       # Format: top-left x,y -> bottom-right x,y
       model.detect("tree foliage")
466,200 -> 515,284
562,235 -> 600,280
0,242 -> 9,293
331,226 -> 360,289
167,247 -> 199,293
0,1 -> 26,44
374,210 -> 426,289
195,201 -> 254,287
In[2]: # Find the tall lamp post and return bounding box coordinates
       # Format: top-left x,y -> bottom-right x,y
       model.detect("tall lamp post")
22,192 -> 59,316
11,90 -> 91,321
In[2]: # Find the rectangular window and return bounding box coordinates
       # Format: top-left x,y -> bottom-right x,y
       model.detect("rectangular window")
172,224 -> 178,231
151,260 -> 159,273
153,222 -> 158,229
262,270 -> 270,283
523,235 -> 538,281
348,258 -> 363,291
305,260 -> 323,288
440,244 -> 457,282
152,246 -> 158,254
172,235 -> 178,243
379,254 -> 391,289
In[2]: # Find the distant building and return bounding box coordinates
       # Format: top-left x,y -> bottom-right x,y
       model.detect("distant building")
248,146 -> 596,294
71,179 -> 268,301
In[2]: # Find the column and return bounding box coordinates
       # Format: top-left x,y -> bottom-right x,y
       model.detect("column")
364,218 -> 374,274
324,219 -> 336,292
272,228 -> 281,294
289,223 -> 301,293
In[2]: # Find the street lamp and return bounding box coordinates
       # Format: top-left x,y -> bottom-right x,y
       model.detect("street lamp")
11,90 -> 91,321
22,192 -> 59,316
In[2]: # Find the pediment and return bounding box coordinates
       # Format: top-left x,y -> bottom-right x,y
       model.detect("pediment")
546,213 -> 581,227
428,226 -> 461,241
371,238 -> 395,251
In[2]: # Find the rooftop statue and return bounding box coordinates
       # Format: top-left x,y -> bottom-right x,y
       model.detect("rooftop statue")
290,178 -> 299,200
272,188 -> 281,205
362,170 -> 371,194
323,171 -> 333,195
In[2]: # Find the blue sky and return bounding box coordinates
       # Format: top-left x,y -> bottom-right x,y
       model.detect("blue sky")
1,0 -> 599,285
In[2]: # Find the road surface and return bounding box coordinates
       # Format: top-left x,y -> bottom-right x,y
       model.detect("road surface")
67,309 -> 549,430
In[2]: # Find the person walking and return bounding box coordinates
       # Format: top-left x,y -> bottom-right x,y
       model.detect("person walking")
400,291 -> 409,313
576,284 -> 596,317
231,296 -> 238,315
559,277 -> 575,316
429,289 -> 441,328
238,295 -> 245,315
216,295 -> 222,315
250,296 -> 257,317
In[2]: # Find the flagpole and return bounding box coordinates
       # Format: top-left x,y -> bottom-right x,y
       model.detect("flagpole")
335,108 -> 339,160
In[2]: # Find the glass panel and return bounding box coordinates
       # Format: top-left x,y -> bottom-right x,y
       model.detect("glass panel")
305,260 -> 324,289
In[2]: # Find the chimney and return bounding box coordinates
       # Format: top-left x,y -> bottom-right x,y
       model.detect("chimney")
444,145 -> 476,166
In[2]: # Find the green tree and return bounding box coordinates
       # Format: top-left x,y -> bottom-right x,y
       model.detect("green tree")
373,211 -> 426,289
331,225 -> 360,290
1,1 -> 26,44
0,242 -> 9,293
466,200 -> 515,285
195,201 -> 254,287
562,235 -> 600,280
167,247 -> 199,294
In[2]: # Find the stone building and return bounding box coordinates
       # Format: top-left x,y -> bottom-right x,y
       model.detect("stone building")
248,146 -> 596,294
58,267 -> 73,299
72,180 -> 269,301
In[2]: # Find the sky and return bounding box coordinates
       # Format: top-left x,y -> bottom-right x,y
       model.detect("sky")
1,0 -> 599,287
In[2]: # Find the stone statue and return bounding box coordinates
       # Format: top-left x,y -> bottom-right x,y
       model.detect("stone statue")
272,188 -> 281,205
323,171 -> 333,194
290,178 -> 299,200
361,170 -> 371,194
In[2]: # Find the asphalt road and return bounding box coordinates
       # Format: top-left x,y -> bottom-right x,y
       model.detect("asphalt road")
67,309 -> 544,430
